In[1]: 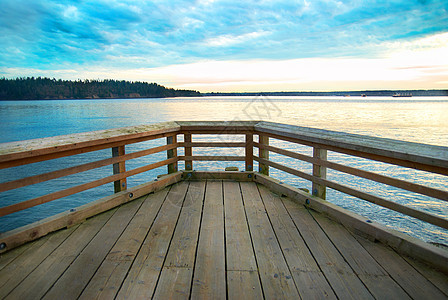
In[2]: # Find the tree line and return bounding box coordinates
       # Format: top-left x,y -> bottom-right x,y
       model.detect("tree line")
0,77 -> 200,100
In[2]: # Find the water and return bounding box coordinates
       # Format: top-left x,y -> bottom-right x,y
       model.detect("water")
1,96 -> 447,245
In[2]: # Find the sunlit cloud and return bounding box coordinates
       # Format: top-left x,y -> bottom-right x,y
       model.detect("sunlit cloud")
1,0 -> 447,91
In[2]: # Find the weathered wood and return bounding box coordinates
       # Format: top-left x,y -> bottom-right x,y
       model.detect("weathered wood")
254,142 -> 448,201
0,157 -> 179,217
0,172 -> 182,253
0,226 -> 78,298
191,181 -> 226,299
240,181 -> 300,299
245,134 -> 253,171
227,271 -> 263,300
309,209 -> 410,299
153,268 -> 193,300
154,181 -> 205,299
403,257 -> 448,295
254,173 -> 448,274
179,155 -> 245,161
280,196 -> 374,299
5,209 -> 115,299
177,120 -> 257,135
2,176 -> 448,299
258,135 -> 269,175
180,141 -> 246,148
182,170 -> 254,181
255,157 -> 448,229
0,143 -> 177,193
312,147 -> 327,199
255,121 -> 448,175
43,198 -> 144,300
257,184 -> 336,299
0,238 -> 39,271
355,235 -> 448,299
184,133 -> 193,170
78,188 -> 169,299
167,135 -> 178,173
223,181 -> 258,271
116,181 -> 188,299
0,122 -> 181,168
165,180 -> 205,267
112,145 -> 127,192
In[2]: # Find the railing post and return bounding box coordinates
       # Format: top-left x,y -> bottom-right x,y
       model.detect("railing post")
167,135 -> 178,174
112,145 -> 127,193
184,133 -> 192,171
245,134 -> 253,171
312,147 -> 327,199
259,135 -> 269,175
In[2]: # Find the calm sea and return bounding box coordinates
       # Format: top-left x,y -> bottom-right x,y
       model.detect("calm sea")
1,96 -> 447,245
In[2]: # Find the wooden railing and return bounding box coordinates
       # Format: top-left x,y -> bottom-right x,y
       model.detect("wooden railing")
0,121 -> 447,251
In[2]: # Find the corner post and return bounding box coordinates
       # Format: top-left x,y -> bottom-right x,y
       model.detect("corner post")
167,135 -> 178,174
112,145 -> 127,193
258,134 -> 269,175
184,133 -> 192,171
245,134 -> 253,171
312,147 -> 327,199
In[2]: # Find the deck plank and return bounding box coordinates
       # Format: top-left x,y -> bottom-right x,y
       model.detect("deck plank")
0,237 -> 42,271
2,178 -> 447,299
191,180 -> 226,300
241,181 -> 300,299
281,196 -> 374,299
309,209 -> 411,299
227,271 -> 264,300
116,181 -> 189,299
355,235 -> 448,299
258,184 -> 336,299
153,267 -> 193,300
0,225 -> 78,298
404,256 -> 448,296
5,209 -> 115,300
224,181 -> 263,299
223,181 -> 258,271
78,188 -> 169,299
153,181 -> 205,299
43,196 -> 144,300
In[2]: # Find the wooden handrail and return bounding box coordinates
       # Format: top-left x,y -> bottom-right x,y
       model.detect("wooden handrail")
0,120 -> 447,236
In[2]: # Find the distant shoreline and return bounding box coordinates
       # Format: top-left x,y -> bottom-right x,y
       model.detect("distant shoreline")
1,78 -> 447,100
202,90 -> 448,97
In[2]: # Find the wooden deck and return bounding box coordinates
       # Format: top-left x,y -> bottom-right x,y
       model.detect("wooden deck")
1,180 -> 447,299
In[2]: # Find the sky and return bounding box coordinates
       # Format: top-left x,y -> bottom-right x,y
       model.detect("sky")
0,0 -> 447,92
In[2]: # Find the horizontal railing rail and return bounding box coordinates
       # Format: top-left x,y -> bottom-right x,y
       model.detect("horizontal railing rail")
0,120 -> 447,242
0,122 -> 182,218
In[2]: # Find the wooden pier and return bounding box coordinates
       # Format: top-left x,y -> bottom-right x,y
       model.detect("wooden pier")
0,121 -> 447,299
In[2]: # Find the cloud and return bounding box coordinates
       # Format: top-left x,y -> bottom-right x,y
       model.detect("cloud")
204,31 -> 268,47
1,0 -> 447,92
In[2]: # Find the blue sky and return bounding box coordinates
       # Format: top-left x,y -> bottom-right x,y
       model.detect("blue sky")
1,0 -> 447,91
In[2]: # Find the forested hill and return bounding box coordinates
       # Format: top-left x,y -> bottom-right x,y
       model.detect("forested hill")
0,77 -> 200,100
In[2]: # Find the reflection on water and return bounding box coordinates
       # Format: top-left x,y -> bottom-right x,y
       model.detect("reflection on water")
0,96 -> 447,244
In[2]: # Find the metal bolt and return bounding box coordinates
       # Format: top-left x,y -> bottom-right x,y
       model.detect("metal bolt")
0,243 -> 6,250
129,193 -> 134,198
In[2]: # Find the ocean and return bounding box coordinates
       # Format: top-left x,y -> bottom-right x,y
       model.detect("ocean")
1,96 -> 447,245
